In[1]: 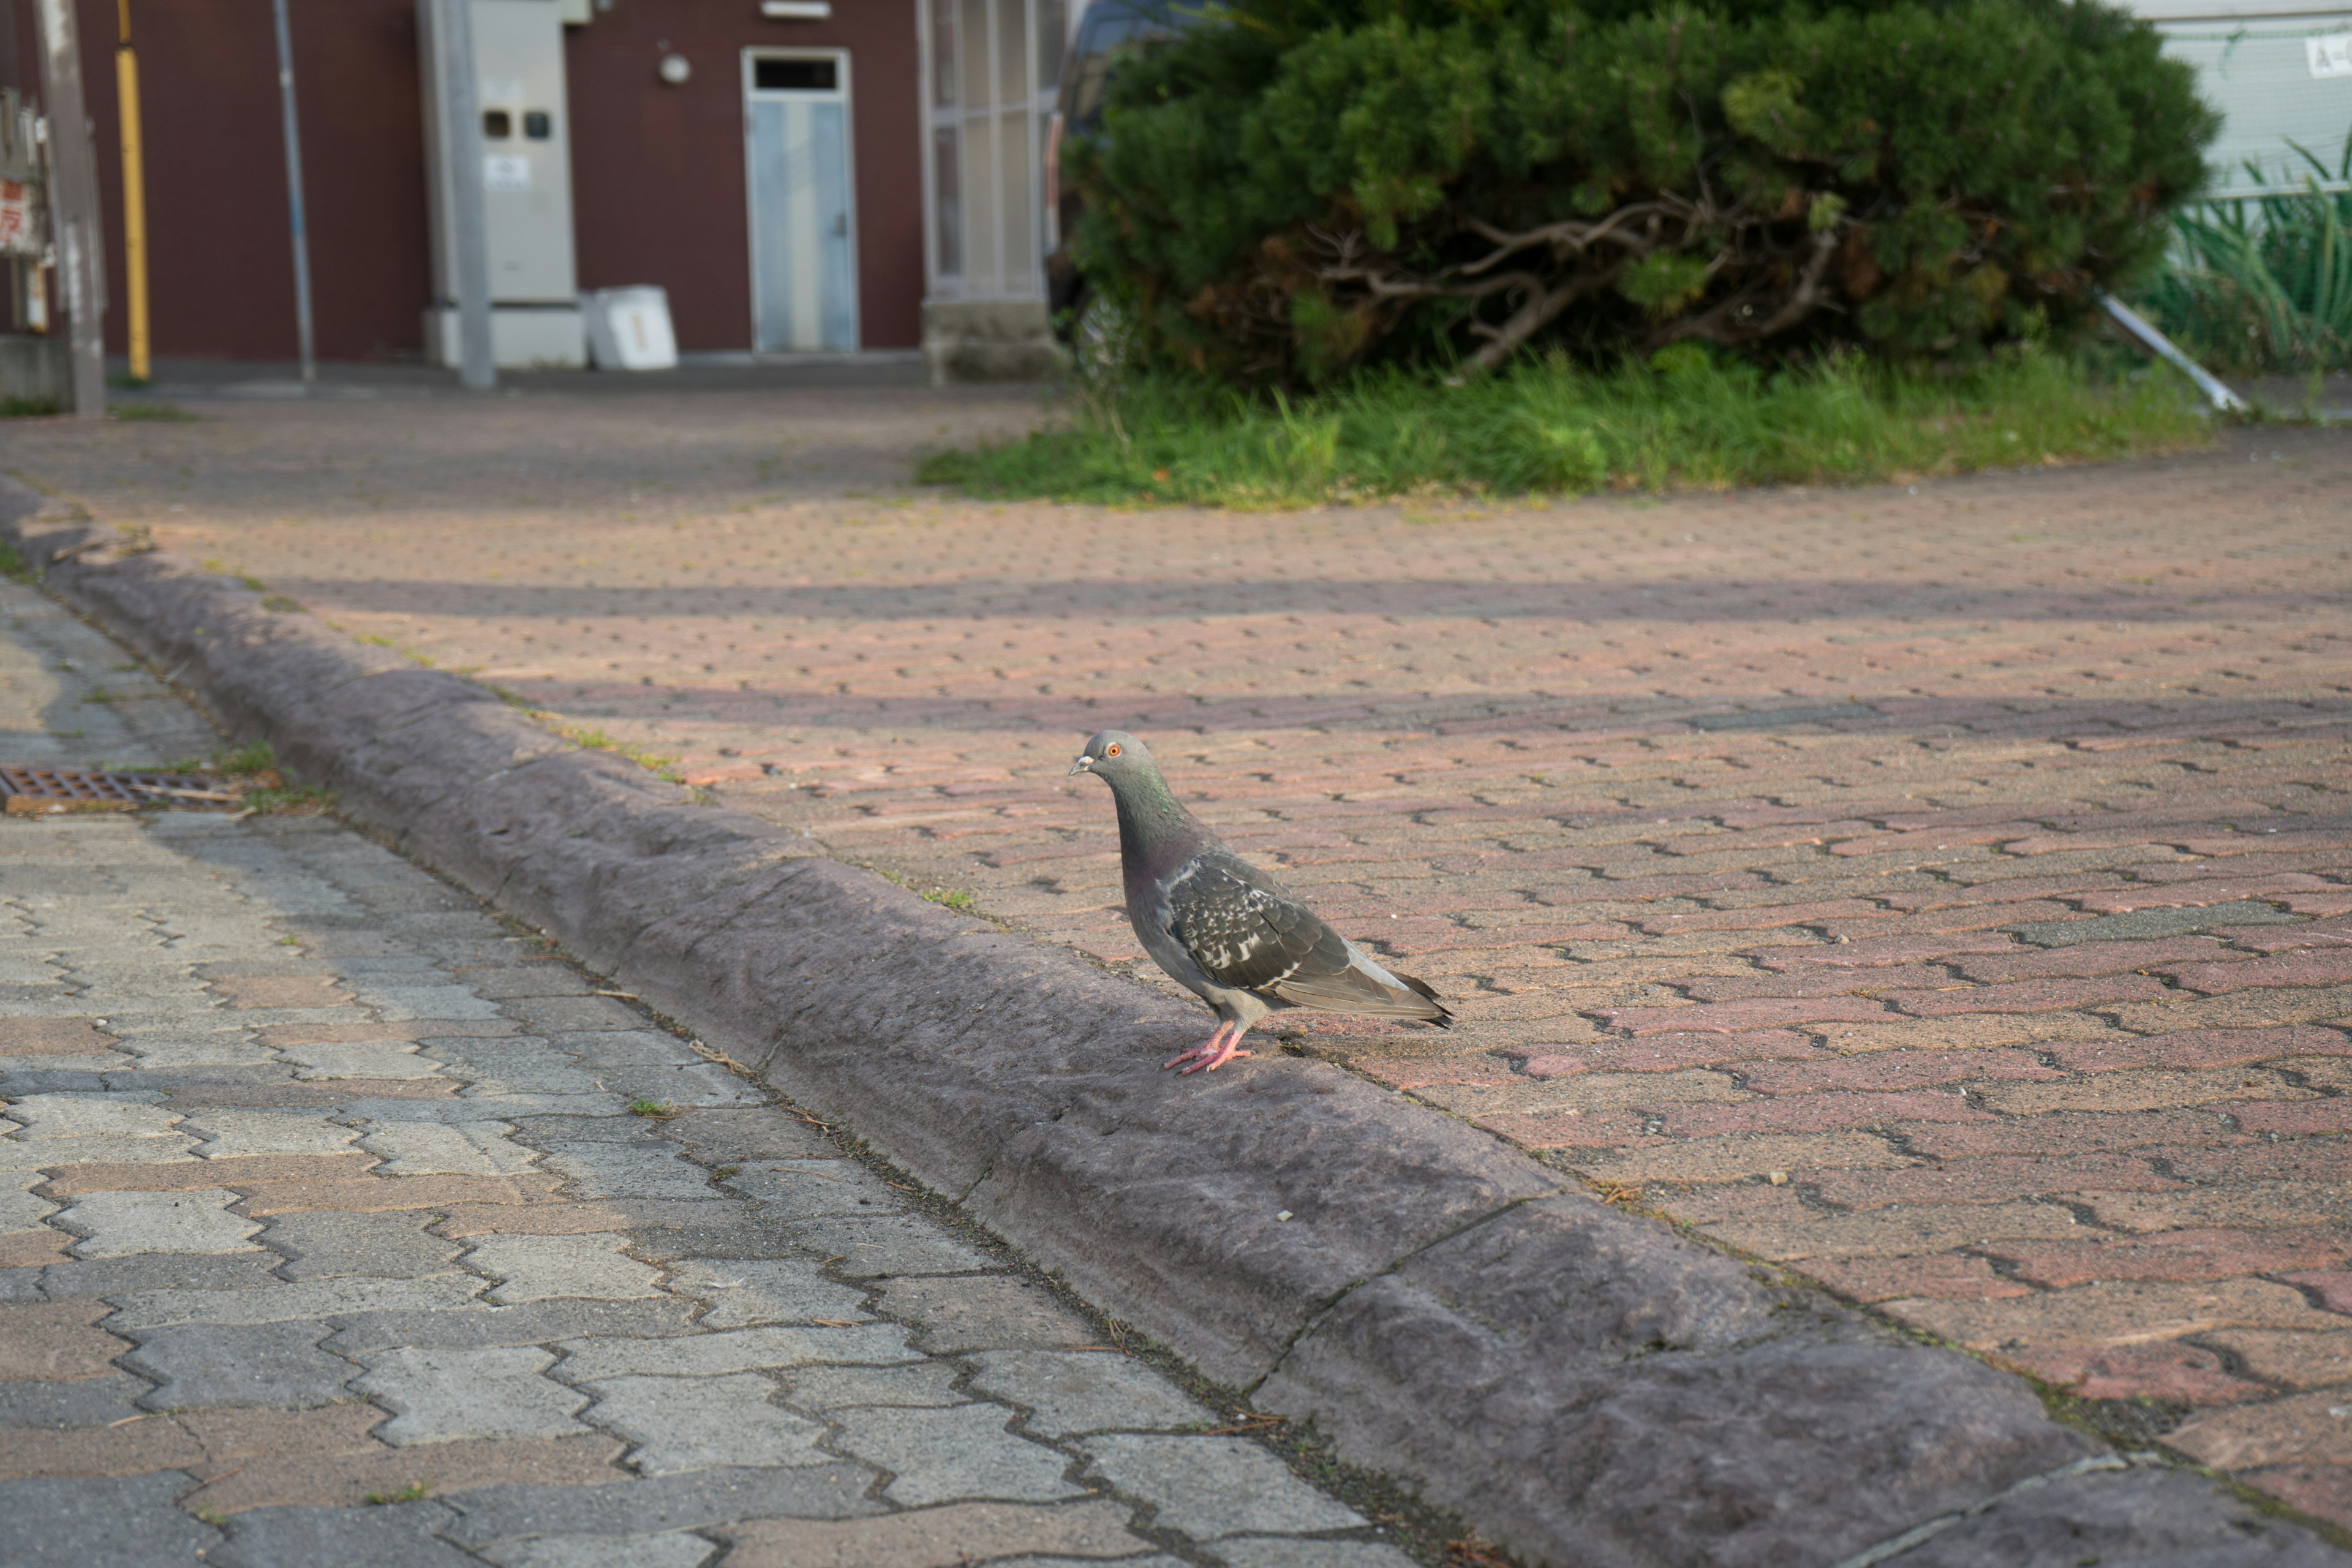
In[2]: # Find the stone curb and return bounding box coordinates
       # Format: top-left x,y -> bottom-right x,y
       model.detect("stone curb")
5,486 -> 2336,1568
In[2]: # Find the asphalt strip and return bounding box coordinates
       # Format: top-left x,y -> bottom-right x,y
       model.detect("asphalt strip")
7,479 -> 2341,1568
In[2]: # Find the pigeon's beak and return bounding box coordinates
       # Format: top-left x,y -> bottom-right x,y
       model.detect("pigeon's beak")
1068,754 -> 1094,777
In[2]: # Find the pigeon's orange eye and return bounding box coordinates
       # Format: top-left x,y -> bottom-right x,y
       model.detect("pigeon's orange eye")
1105,743 -> 1121,756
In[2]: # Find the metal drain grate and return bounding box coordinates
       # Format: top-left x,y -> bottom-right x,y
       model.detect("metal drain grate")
0,766 -> 239,815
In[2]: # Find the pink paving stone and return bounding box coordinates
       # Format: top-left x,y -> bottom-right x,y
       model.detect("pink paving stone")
2046,1026 -> 2351,1073
1985,1229 -> 2352,1289
2069,878 -> 2340,913
1896,1110 -> 2253,1159
1629,900 -> 1893,933
1736,1048 -> 2060,1095
1676,965 -> 1956,1001
1800,1155 -> 2179,1210
2234,917 -> 2352,954
1658,1090 -> 1989,1136
2280,1272 -> 2352,1316
1953,937 -> 2241,983
1759,933 -> 2024,969
2244,1467 -> 2352,1534
2166,949 -> 2352,995
1599,997 -> 1898,1034
1472,1110 -> 1663,1151
1880,974 -> 2174,1016
1515,1030 -> 1825,1076
1801,1254 -> 2034,1303
1989,1341 -> 2268,1406
2235,1100 -> 2352,1136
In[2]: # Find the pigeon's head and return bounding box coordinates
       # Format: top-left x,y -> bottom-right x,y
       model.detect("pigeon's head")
1069,729 -> 1153,783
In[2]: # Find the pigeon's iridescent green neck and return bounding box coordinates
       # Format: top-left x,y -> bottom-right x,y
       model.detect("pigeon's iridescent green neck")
1102,763 -> 1200,875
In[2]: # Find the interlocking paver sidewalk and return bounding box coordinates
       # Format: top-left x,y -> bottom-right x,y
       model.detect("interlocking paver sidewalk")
7,390 -> 2352,1534
0,575 -> 1414,1566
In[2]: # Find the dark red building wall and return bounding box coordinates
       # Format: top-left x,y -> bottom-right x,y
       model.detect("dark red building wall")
564,4 -> 922,352
76,0 -> 431,362
32,0 -> 920,362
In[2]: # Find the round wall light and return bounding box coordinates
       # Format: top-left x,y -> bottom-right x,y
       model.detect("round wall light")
658,53 -> 691,85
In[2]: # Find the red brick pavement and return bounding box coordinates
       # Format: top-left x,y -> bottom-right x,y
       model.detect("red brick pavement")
10,390 -> 2352,1524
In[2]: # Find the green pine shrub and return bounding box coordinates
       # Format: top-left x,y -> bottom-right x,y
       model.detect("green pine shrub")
1069,0 -> 2217,384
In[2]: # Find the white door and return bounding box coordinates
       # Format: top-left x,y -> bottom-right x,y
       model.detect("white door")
745,53 -> 858,352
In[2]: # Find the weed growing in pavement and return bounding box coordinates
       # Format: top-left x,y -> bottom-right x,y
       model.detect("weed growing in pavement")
918,347 -> 2208,508
627,1098 -> 677,1118
363,1481 -> 433,1505
110,401 -> 197,422
0,537 -> 32,582
921,886 -> 976,911
239,782 -> 335,815
540,715 -> 685,782
260,594 -> 303,613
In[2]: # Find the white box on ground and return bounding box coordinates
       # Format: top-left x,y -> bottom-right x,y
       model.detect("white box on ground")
581,287 -> 679,371
424,306 -> 587,369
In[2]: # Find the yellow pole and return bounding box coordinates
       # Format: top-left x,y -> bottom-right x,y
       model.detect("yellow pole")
114,0 -> 148,382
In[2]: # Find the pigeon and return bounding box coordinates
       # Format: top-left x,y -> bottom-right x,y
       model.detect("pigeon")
1069,729 -> 1450,1074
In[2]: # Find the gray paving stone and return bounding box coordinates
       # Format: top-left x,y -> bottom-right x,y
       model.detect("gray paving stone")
41,1250 -> 285,1300
589,1066 -> 760,1109
482,1532 -> 717,1568
658,1109 -> 834,1166
184,1108 -> 361,1157
834,1403 -> 1089,1507
214,1501 -> 477,1568
325,1298 -> 703,1355
122,1319 -> 355,1409
1212,1539 -> 1419,1568
539,1141 -> 723,1200
0,1173 -> 54,1230
725,1158 -> 907,1216
0,1130 -> 198,1169
263,1209 -> 464,1280
584,1371 -> 833,1474
508,1114 -> 657,1143
57,1186 -> 263,1257
1082,1436 -> 1366,1540
280,1041 -> 445,1080
108,1270 -> 486,1329
0,1469 -> 223,1567
1877,1464 -> 2348,1566
504,995 -> 647,1033
551,1030 -> 708,1068
997,1559 -> 1187,1568
465,1232 -> 665,1303
360,1118 -> 540,1175
0,1371 -> 149,1429
410,1043 -> 566,1083
440,1464 -> 885,1544
665,1257 -> 872,1329
970,1350 -> 1216,1438
2,1093 -> 181,1138
787,1212 -> 996,1278
558,1322 -> 916,1381
350,981 -> 506,1020
778,1362 -> 968,1411
880,1275 -> 1102,1355
359,1343 -> 592,1443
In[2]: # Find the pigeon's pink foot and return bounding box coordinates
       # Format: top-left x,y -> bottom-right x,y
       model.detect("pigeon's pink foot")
1165,1023 -> 1251,1075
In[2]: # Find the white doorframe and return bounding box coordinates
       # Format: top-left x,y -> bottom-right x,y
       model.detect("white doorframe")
741,47 -> 861,352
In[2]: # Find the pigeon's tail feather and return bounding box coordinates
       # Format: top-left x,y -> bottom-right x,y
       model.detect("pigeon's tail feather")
1272,952 -> 1450,1023
1395,970 -> 1452,1028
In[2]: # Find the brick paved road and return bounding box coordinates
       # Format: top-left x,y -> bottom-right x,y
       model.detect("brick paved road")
0,576 -> 1417,1566
7,390 -> 2352,1530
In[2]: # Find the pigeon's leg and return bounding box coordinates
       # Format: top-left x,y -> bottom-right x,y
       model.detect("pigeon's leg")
1164,1019 -> 1251,1075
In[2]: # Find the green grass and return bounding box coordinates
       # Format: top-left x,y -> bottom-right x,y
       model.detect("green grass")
0,396 -> 59,418
363,1481 -> 433,1506
916,346 -> 2209,509
2136,168 -> 2352,376
628,1098 -> 677,1118
0,537 -> 32,583
921,887 -> 976,911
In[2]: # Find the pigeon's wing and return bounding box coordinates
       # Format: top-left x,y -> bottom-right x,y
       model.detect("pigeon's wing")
1166,852 -> 1446,1019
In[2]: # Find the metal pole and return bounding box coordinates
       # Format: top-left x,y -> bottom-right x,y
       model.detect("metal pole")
270,0 -> 313,382
436,0 -> 494,390
113,0 -> 148,383
34,0 -> 103,417
2099,293 -> 2248,415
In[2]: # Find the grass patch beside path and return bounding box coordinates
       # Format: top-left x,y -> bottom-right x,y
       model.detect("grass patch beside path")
918,349 -> 2210,508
